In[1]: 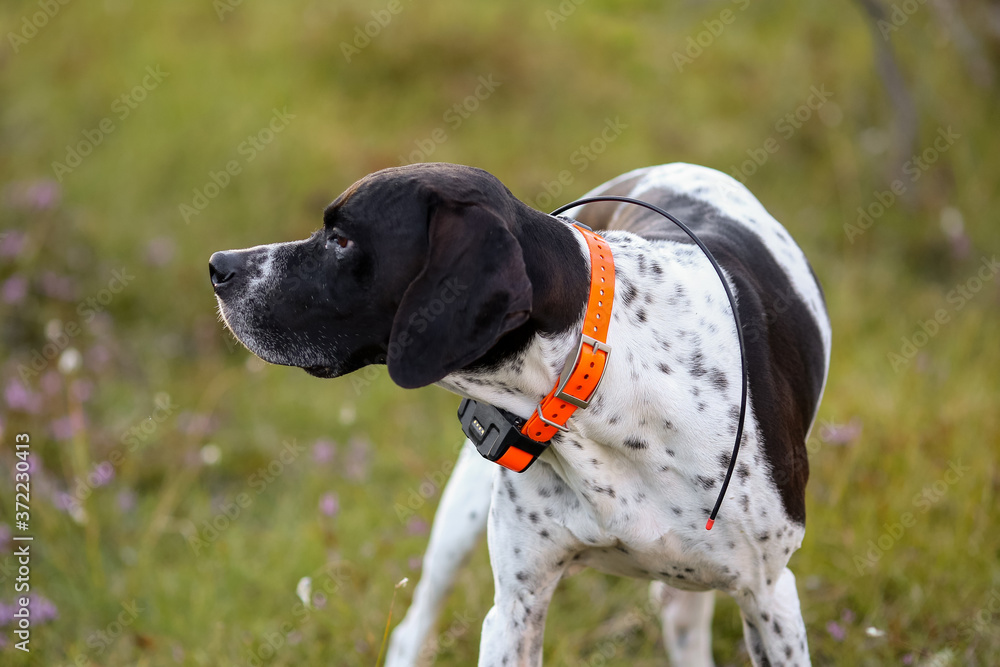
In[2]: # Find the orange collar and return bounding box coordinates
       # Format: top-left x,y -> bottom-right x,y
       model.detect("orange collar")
493,223 -> 615,472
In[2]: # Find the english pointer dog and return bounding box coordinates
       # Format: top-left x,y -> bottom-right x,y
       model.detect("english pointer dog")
209,162 -> 830,666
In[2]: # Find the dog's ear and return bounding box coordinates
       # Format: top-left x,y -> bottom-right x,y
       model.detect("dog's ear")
387,200 -> 532,389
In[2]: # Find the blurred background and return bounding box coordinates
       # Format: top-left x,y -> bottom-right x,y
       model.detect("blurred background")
1,0 -> 999,664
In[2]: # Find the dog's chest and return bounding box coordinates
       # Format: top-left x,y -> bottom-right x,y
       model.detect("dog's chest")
484,239 -> 797,590
526,420 -> 794,592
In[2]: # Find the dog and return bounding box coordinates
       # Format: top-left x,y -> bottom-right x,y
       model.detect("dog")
209,162 -> 830,666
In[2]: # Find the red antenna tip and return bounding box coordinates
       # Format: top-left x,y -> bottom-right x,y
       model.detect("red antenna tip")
705,519 -> 715,531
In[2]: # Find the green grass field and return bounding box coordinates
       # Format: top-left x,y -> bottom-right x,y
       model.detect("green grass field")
1,0 -> 999,664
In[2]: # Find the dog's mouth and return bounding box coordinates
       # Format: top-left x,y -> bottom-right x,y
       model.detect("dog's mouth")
303,365 -> 340,378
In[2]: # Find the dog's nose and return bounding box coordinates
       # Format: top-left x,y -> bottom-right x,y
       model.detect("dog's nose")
209,251 -> 239,288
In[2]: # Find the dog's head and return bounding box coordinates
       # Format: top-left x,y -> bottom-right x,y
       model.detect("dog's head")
210,163 -> 535,389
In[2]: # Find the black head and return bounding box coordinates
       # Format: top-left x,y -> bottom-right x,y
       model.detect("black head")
210,163 -> 548,388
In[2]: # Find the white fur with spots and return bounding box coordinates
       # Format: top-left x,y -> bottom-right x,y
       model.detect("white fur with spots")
389,164 -> 830,667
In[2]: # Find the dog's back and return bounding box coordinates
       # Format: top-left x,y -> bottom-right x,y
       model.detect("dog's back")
572,163 -> 831,525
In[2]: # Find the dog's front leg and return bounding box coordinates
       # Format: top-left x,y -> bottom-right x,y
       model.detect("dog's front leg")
387,440 -> 495,667
734,568 -> 811,667
477,474 -> 572,667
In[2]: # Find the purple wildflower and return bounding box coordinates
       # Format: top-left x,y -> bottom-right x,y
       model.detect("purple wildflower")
40,371 -> 62,396
90,461 -> 115,487
343,436 -> 371,481
51,415 -> 83,441
86,344 -> 112,372
319,492 -> 340,518
406,517 -> 429,536
820,418 -> 862,446
4,380 -> 41,413
70,379 -> 94,403
826,620 -> 846,641
117,489 -> 137,513
6,180 -> 62,210
39,271 -> 76,301
0,595 -> 58,626
312,439 -> 336,464
0,230 -> 26,257
1,275 -> 27,304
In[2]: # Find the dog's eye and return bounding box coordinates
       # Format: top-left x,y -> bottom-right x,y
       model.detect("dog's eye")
326,233 -> 352,251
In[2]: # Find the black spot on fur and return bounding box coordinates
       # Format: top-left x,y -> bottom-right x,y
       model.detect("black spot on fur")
658,362 -> 672,375
710,368 -> 729,392
696,475 -> 717,490
624,437 -> 648,450
621,280 -> 638,306
689,351 -> 707,378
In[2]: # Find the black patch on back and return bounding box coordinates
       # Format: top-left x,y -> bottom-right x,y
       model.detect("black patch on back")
614,193 -> 826,525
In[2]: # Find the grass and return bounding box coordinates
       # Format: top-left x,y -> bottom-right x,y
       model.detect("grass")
1,0 -> 998,664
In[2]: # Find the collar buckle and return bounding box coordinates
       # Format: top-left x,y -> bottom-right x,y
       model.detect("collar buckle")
553,334 -> 612,410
